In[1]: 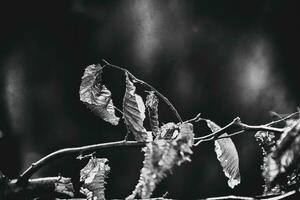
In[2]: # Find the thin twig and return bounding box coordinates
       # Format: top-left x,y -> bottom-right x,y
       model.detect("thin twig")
194,117 -> 241,141
216,130 -> 245,140
5,176 -> 74,199
18,140 -> 146,183
205,195 -> 254,200
266,110 -> 300,126
238,122 -> 284,133
184,113 -> 201,123
113,106 -> 124,115
203,190 -> 298,200
194,117 -> 284,142
102,59 -> 183,122
262,190 -> 297,200
194,136 -> 215,146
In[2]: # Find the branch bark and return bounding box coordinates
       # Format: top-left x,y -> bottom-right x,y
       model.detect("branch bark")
18,140 -> 145,183
3,176 -> 74,199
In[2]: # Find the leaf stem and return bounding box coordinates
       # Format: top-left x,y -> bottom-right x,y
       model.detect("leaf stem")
102,59 -> 183,122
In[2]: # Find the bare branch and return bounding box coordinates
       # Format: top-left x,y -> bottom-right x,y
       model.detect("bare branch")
5,176 -> 74,199
194,117 -> 284,143
238,122 -> 284,133
194,117 -> 241,141
266,110 -> 300,126
184,113 -> 201,123
18,140 -> 146,183
203,190 -> 298,200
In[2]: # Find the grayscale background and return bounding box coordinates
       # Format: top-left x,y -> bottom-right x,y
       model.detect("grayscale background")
0,0 -> 299,199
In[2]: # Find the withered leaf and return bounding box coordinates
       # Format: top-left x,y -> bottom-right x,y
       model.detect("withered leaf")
80,64 -> 119,125
123,72 -> 152,142
127,123 -> 194,199
145,91 -> 159,136
206,119 -> 241,188
54,177 -> 75,198
156,122 -> 179,140
265,119 -> 300,185
80,157 -> 110,200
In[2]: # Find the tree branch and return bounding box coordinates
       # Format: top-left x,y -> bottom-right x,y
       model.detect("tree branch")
18,140 -> 145,183
4,176 -> 74,199
194,117 -> 284,142
102,59 -> 183,122
266,110 -> 300,126
18,113 -> 288,184
203,190 -> 297,200
18,114 -> 289,182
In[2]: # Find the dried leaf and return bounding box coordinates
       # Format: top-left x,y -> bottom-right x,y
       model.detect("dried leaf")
269,120 -> 300,183
123,72 -> 152,142
80,64 -> 119,125
54,177 -> 75,198
255,131 -> 276,155
127,123 -> 194,199
206,120 -> 241,188
255,131 -> 278,193
80,157 -> 110,200
156,122 -> 179,140
258,117 -> 300,193
145,91 -> 159,136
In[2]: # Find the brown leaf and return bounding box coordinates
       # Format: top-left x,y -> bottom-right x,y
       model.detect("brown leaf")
123,72 -> 152,142
206,120 -> 241,188
80,157 -> 110,200
80,64 -> 119,125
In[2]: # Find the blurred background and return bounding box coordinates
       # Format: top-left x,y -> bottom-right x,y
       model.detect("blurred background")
0,0 -> 299,198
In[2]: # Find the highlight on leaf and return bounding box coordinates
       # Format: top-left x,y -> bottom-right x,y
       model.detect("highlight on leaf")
127,123 -> 194,199
123,72 -> 152,142
156,122 -> 179,140
256,114 -> 300,194
205,119 -> 241,188
145,91 -> 160,136
54,177 -> 75,198
80,157 -> 110,200
79,64 -> 120,125
267,119 -> 300,185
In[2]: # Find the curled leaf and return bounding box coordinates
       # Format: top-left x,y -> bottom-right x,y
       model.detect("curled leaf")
127,123 -> 194,199
123,73 -> 152,142
256,117 -> 300,193
206,120 -> 241,188
80,157 -> 110,200
266,120 -> 300,186
80,64 -> 119,125
145,91 -> 159,136
54,177 -> 75,198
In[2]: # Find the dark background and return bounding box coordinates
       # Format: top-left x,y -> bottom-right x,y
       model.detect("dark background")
0,0 -> 299,199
